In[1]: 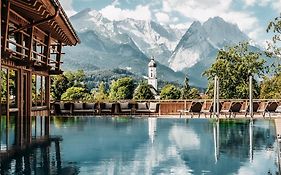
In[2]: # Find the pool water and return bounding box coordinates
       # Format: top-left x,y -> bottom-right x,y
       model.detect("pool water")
1,117 -> 279,175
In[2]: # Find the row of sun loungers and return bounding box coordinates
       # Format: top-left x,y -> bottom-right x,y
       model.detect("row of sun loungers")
52,100 -> 280,117
52,102 -> 160,116
179,101 -> 280,118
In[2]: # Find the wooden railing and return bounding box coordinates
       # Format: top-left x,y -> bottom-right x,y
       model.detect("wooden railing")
3,19 -> 63,72
51,99 -> 281,116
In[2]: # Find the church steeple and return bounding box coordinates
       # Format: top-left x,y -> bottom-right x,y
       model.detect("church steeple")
148,58 -> 157,90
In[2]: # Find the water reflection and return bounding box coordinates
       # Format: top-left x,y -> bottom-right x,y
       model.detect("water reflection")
0,140 -> 79,175
148,118 -> 157,143
0,117 -> 278,174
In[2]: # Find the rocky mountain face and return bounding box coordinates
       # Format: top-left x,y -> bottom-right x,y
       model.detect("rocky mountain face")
62,8 -> 185,84
62,9 -> 251,87
169,17 -> 249,87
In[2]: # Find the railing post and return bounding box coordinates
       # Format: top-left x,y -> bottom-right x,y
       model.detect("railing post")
213,76 -> 217,118
249,76 -> 253,118
216,77 -> 220,118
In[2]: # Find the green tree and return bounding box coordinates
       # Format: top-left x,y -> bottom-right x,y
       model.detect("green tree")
266,14 -> 281,73
61,87 -> 88,101
51,74 -> 69,100
189,88 -> 201,99
94,82 -> 108,101
64,70 -> 86,88
133,83 -> 155,100
160,84 -> 181,100
181,75 -> 191,99
203,42 -> 266,99
109,77 -> 135,100
260,74 -> 281,99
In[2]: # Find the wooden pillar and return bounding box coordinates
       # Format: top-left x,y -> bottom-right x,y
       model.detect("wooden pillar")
0,0 -> 2,117
2,0 -> 10,52
15,69 -> 22,147
45,76 -> 50,136
27,71 -> 32,143
6,69 -> 9,150
55,42 -> 62,71
27,26 -> 34,64
55,141 -> 62,171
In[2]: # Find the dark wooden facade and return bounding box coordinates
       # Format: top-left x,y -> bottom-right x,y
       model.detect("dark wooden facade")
0,0 -> 79,153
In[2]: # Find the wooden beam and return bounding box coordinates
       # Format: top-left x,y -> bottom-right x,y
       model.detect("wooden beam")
10,9 -> 59,34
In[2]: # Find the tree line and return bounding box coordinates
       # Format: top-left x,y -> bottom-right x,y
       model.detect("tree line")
51,70 -> 200,101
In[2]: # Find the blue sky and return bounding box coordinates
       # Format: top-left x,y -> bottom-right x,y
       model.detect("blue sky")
60,0 -> 280,44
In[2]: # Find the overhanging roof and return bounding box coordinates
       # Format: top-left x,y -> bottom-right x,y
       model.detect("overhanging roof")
10,0 -> 80,46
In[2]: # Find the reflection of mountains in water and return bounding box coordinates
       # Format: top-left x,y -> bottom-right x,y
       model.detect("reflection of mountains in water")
48,118 -> 277,174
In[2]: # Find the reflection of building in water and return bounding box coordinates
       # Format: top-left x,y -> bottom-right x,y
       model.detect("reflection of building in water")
0,139 -> 78,174
0,0 -> 78,158
148,118 -> 157,143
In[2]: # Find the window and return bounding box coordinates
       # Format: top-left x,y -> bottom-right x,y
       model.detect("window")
32,74 -> 47,107
1,68 -> 8,115
9,70 -> 18,109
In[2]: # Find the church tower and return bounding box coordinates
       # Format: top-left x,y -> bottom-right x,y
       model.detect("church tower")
148,58 -> 157,90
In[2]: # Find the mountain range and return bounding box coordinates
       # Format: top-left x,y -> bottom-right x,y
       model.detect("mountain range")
62,8 -> 253,87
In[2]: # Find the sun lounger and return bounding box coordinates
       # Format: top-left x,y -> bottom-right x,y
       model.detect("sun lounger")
116,102 -> 135,115
240,101 -> 260,117
72,102 -> 98,115
220,101 -> 242,118
178,101 -> 202,118
201,101 -> 222,118
57,102 -> 72,115
99,102 -> 115,115
257,101 -> 279,117
136,102 -> 159,116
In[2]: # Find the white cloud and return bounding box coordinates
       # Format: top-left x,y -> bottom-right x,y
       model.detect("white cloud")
155,12 -> 170,23
243,0 -> 271,7
100,5 -> 151,21
162,0 -> 262,40
162,1 -> 172,12
59,0 -> 77,17
272,0 -> 281,11
243,0 -> 256,6
170,23 -> 191,30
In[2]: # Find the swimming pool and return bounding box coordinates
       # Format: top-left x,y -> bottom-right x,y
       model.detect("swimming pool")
0,117 -> 279,174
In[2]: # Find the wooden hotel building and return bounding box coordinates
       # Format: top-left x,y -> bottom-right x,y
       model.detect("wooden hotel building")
0,0 -> 79,153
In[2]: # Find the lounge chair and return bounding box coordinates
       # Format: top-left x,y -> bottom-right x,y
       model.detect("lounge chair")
257,101 -> 279,117
117,102 -> 134,115
99,102 -> 115,115
58,102 -> 72,115
190,102 -> 203,117
201,101 -> 222,118
136,102 -> 159,116
148,102 -> 160,116
72,102 -> 98,115
240,101 -> 260,117
178,101 -> 202,118
220,101 -> 242,118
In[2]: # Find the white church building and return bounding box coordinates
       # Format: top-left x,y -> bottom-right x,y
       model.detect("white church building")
148,58 -> 158,97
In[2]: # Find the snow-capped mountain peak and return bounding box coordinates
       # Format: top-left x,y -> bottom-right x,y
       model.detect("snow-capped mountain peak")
169,16 -> 251,86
